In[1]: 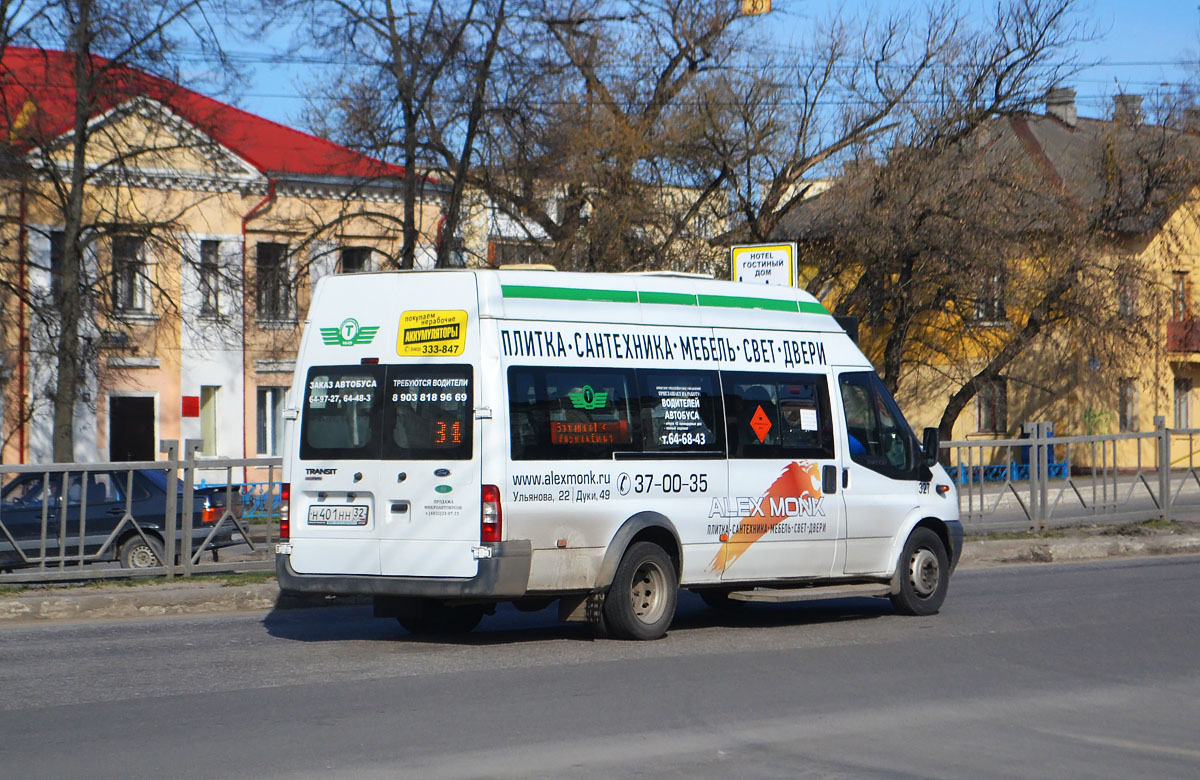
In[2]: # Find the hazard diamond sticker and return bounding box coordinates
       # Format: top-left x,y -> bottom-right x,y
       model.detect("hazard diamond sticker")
750,405 -> 772,443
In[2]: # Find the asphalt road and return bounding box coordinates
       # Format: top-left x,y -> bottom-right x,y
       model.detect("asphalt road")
2,556 -> 1199,779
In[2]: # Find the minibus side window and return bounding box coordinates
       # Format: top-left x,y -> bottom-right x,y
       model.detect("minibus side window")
838,371 -> 919,478
383,365 -> 473,460
637,369 -> 724,454
507,366 -> 637,460
724,372 -> 834,459
299,365 -> 385,460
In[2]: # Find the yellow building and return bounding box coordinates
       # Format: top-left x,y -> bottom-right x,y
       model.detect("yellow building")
774,88 -> 1200,456
1,47 -> 443,465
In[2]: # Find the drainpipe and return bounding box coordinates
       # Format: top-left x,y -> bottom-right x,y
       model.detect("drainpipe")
240,179 -> 276,481
16,186 -> 28,463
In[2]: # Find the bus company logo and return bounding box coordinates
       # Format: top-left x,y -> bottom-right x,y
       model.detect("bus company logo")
568,385 -> 608,410
321,318 -> 379,347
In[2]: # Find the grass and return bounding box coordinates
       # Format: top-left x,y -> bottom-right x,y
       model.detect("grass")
967,528 -> 1067,541
1099,519 -> 1186,536
0,570 -> 278,594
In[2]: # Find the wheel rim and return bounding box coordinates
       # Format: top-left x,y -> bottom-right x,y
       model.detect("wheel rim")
909,547 -> 940,597
629,559 -> 669,624
128,543 -> 159,568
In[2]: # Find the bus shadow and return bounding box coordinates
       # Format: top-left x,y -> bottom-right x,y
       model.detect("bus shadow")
260,592 -> 895,645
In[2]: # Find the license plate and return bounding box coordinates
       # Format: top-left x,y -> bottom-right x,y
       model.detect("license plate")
307,505 -> 370,526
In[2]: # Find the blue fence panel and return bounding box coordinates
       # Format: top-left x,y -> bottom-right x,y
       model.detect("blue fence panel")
195,480 -> 282,520
948,461 -> 1068,484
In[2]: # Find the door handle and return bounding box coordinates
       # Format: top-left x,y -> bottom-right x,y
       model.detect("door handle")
822,464 -> 837,495
842,469 -> 849,490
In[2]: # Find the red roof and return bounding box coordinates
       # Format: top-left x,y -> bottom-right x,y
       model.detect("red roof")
0,46 -> 405,180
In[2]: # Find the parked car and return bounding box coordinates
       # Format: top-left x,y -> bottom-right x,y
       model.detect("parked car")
0,468 -> 245,570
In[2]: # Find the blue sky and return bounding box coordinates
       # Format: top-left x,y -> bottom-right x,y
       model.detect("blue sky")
236,1 -> 1200,129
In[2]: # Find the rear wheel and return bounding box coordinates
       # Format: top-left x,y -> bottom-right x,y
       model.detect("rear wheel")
890,527 -> 949,616
603,542 -> 677,640
398,604 -> 485,636
119,535 -> 165,569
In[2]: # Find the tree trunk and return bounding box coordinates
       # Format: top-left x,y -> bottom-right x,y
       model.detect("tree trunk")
52,10 -> 95,462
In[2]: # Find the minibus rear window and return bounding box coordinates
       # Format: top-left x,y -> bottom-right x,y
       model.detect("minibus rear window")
383,366 -> 473,460
299,365 -> 474,460
300,366 -> 385,460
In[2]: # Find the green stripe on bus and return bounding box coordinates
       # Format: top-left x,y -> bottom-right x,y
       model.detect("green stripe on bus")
501,284 -> 638,303
696,294 -> 799,312
638,291 -> 697,306
502,284 -> 829,315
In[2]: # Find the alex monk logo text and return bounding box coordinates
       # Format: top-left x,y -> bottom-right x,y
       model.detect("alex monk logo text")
320,318 -> 379,347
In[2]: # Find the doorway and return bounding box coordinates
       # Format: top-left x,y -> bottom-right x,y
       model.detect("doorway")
109,396 -> 155,461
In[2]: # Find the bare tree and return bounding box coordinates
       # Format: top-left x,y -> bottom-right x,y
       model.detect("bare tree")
284,0 -> 509,269
1,0 -> 242,461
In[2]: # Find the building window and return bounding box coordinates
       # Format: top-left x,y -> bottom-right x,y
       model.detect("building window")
1119,377 -> 1137,432
49,230 -> 65,303
112,234 -> 149,312
1175,378 -> 1192,429
976,377 -> 1008,433
340,246 -> 371,273
1173,271 -> 1189,321
199,240 -> 220,316
256,242 -> 291,320
257,386 -> 287,455
1116,264 -> 1137,319
200,386 -> 219,456
974,270 -> 1006,322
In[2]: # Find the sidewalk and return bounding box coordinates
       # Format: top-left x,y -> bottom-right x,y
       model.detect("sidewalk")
3,526 -> 1199,624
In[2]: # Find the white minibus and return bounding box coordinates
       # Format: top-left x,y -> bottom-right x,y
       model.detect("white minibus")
276,269 -> 962,639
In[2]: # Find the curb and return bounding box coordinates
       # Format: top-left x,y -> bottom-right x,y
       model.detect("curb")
3,534 -> 1199,624
959,532 -> 1200,566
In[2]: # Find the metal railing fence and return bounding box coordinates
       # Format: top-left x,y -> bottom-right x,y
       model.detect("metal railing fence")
0,443 -> 281,584
946,417 -> 1200,532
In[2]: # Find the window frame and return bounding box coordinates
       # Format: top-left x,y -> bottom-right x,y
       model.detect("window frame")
111,234 -> 150,313
255,242 -> 293,321
838,371 -> 923,480
256,386 -> 288,455
507,365 -> 640,461
199,239 -> 221,317
722,370 -> 834,460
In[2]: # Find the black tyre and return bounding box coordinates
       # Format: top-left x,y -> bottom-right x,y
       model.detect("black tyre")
602,542 -> 678,640
119,535 -> 165,569
398,604 -> 485,636
890,527 -> 949,616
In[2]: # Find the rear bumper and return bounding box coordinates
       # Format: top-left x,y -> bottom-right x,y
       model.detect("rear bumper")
275,540 -> 532,600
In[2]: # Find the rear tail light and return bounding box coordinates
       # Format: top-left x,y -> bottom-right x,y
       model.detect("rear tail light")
280,482 -> 290,540
481,484 -> 502,543
201,505 -> 220,524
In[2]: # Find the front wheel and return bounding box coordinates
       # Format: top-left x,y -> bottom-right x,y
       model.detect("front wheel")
119,535 -> 165,569
603,542 -> 678,640
890,527 -> 949,616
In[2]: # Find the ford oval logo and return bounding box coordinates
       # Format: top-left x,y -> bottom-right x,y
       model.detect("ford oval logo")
435,485 -> 453,494
434,468 -> 451,477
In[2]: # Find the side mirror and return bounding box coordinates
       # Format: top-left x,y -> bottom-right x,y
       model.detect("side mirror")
922,427 -> 939,467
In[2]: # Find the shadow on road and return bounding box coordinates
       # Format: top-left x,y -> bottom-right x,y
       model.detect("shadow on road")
260,591 -> 895,645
